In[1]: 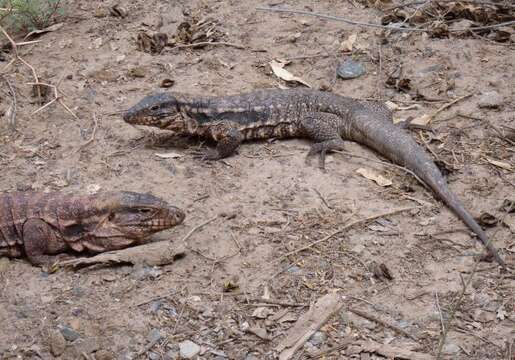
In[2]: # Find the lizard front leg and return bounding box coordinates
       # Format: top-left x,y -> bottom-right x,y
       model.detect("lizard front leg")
301,113 -> 347,169
198,125 -> 243,160
23,219 -> 68,267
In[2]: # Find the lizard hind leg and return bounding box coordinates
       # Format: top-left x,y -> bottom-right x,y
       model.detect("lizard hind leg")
22,219 -> 67,267
301,113 -> 347,169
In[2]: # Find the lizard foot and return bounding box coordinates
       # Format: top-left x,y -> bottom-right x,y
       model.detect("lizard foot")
191,149 -> 221,161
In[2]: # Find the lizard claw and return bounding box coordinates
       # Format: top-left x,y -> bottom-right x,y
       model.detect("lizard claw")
191,149 -> 220,161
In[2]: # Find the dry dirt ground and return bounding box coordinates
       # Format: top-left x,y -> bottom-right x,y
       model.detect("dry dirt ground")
0,0 -> 514,359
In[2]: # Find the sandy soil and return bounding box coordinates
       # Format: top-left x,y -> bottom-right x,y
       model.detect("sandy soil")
0,0 -> 514,359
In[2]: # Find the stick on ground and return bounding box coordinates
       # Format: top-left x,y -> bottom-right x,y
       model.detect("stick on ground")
280,206 -> 418,260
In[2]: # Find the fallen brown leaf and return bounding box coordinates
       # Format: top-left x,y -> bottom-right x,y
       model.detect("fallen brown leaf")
356,168 -> 392,187
486,157 -> 512,171
269,60 -> 311,88
340,33 -> 357,52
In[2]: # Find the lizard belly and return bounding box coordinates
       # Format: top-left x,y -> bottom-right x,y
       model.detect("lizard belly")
241,122 -> 300,141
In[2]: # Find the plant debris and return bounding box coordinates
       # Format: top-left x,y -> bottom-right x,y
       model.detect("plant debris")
269,60 -> 311,87
136,31 -> 168,54
356,167 -> 392,187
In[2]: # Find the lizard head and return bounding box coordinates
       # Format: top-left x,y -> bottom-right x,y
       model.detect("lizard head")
80,191 -> 186,250
123,93 -> 182,130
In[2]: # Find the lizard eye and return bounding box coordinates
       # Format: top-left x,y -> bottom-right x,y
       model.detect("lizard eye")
150,105 -> 159,111
139,208 -> 152,213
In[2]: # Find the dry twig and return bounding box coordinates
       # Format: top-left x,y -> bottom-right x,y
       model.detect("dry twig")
436,215 -> 509,359
76,112 -> 99,152
170,41 -> 245,50
181,216 -> 218,245
256,7 -> 515,33
280,206 -> 417,259
1,75 -> 16,129
348,307 -> 418,340
256,6 -> 428,32
333,149 -> 428,190
426,93 -> 472,124
386,0 -> 515,11
0,26 -> 78,120
28,81 -> 79,120
246,297 -> 308,307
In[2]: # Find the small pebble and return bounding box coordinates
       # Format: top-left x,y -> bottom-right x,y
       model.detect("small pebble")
148,351 -> 160,360
309,331 -> 327,346
303,342 -> 319,355
0,257 -> 10,273
47,329 -> 66,356
442,342 -> 461,355
478,91 -> 503,109
150,301 -> 162,313
95,349 -> 115,360
179,340 -> 201,359
287,265 -> 302,274
336,59 -> 366,79
58,325 -> 80,342
148,328 -> 162,343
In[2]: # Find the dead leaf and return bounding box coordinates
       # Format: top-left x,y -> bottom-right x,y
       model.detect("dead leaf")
356,168 -> 392,187
269,60 -> 311,88
155,152 -> 183,159
252,307 -> 273,319
86,184 -> 101,195
385,101 -> 399,111
24,23 -> 64,40
223,279 -> 239,292
160,79 -> 175,88
477,212 -> 498,227
246,326 -> 270,340
410,114 -> 432,126
496,305 -> 507,321
486,158 -> 512,171
109,4 -> 127,18
340,33 -> 357,52
501,199 -> 515,213
385,101 -> 421,112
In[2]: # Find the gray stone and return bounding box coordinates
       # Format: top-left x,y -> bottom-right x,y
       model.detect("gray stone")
58,325 -> 80,342
303,342 -> 319,355
309,331 -> 327,346
47,329 -> 66,356
73,337 -> 99,354
94,349 -> 115,360
337,59 -> 366,79
442,342 -> 461,355
449,19 -> 474,32
150,301 -> 162,313
149,351 -> 160,360
287,265 -> 302,274
148,328 -> 162,343
478,91 -> 503,109
0,257 -> 10,273
179,340 -> 200,359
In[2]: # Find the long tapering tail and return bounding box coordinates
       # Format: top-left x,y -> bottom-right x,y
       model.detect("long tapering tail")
350,106 -> 506,268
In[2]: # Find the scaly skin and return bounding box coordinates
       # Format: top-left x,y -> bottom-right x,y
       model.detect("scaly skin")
123,88 -> 506,268
0,191 -> 185,266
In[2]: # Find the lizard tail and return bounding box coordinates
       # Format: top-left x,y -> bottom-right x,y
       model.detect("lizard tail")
350,107 -> 506,268
419,170 -> 506,268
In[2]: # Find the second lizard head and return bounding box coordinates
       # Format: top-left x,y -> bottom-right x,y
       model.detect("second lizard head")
123,92 -> 181,130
